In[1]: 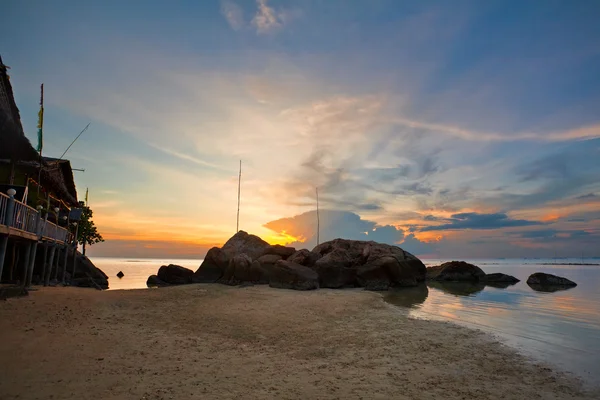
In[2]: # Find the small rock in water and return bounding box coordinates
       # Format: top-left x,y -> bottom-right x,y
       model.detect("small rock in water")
116,271 -> 124,279
526,272 -> 576,286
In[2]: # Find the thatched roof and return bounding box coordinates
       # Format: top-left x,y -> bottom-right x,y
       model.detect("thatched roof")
0,55 -> 39,161
0,157 -> 78,207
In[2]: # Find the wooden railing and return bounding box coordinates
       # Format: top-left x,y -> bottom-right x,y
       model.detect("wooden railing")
0,191 -> 73,244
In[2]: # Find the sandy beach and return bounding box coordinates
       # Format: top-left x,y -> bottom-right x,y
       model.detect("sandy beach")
0,285 -> 598,400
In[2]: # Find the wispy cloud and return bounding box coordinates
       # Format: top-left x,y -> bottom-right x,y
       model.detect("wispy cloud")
221,0 -> 244,31
252,0 -> 281,34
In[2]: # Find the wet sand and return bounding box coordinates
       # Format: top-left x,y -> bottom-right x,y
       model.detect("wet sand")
0,285 -> 598,400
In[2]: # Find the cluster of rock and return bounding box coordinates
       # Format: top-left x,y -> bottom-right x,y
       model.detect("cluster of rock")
147,232 -> 578,293
424,261 -> 576,291
148,231 -> 427,291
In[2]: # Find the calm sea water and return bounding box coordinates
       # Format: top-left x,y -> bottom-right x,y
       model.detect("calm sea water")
91,256 -> 600,385
386,258 -> 600,386
91,257 -> 203,291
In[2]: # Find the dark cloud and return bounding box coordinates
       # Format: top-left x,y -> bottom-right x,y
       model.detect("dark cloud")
421,212 -> 542,231
575,193 -> 598,200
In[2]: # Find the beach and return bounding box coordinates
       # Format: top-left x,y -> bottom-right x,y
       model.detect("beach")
1,285 -> 598,400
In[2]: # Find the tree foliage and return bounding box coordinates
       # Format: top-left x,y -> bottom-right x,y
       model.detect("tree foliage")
76,201 -> 104,255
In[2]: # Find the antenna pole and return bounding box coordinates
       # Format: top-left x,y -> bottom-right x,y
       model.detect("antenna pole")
236,160 -> 241,233
316,187 -> 320,245
59,123 -> 90,161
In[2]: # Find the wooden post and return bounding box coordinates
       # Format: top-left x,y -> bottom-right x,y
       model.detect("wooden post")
0,190 -> 16,281
61,245 -> 68,284
0,236 -> 7,283
26,241 -> 38,288
44,245 -> 56,286
52,244 -> 60,281
41,243 -> 48,284
21,242 -> 31,288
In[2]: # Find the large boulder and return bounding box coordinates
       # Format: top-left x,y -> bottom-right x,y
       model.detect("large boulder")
255,254 -> 282,283
157,264 -> 194,285
483,273 -> 519,283
193,247 -> 228,283
312,248 -> 355,288
311,239 -> 426,289
222,230 -> 270,261
427,261 -> 485,282
262,245 -> 296,259
287,249 -> 321,268
220,254 -> 254,286
526,273 -> 576,286
269,260 -> 319,290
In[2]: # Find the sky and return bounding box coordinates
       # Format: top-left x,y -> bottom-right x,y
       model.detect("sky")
2,0 -> 600,259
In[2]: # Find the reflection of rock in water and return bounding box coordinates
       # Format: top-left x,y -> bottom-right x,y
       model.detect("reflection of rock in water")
384,284 -> 429,308
427,280 -> 485,297
484,281 -> 513,289
527,283 -> 576,293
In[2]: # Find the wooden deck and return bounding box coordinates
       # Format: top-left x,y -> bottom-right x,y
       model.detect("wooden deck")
0,225 -> 38,242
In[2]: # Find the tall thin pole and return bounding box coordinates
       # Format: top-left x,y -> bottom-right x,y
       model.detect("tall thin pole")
37,84 -> 44,196
236,160 -> 241,233
316,187 -> 320,246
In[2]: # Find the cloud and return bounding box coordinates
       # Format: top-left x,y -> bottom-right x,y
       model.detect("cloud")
389,117 -> 600,142
420,212 -> 543,231
264,210 -> 404,249
221,0 -> 244,31
252,0 -> 282,34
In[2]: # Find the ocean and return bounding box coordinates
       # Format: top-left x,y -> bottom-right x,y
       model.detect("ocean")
91,256 -> 600,385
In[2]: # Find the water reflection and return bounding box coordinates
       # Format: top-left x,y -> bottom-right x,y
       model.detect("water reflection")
527,283 -> 577,293
484,281 -> 517,289
427,280 -> 486,296
384,284 -> 429,308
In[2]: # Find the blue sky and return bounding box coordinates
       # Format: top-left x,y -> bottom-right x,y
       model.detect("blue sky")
2,0 -> 599,258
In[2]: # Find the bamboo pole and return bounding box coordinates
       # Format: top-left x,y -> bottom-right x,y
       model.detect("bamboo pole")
316,187 -> 320,246
236,160 -> 241,233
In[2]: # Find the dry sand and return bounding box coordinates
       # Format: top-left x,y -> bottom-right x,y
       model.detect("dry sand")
0,284 -> 598,400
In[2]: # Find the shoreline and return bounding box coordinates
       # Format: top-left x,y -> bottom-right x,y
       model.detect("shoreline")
1,285 -> 598,399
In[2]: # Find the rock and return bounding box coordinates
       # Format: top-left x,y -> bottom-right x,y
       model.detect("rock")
287,249 -> 321,268
425,265 -> 443,280
157,264 -> 194,285
312,239 -> 426,289
526,273 -> 577,286
250,260 -> 269,284
262,245 -> 296,259
482,273 -> 519,283
220,254 -> 253,286
222,230 -> 270,261
146,275 -> 169,287
356,256 -> 418,290
116,271 -> 124,279
427,261 -> 485,282
269,260 -> 319,290
66,251 -> 108,289
193,247 -> 228,283
255,254 -> 282,283
356,259 -> 392,291
313,249 -> 355,288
